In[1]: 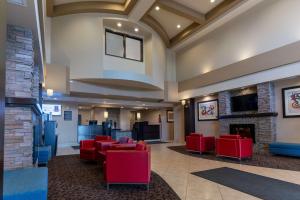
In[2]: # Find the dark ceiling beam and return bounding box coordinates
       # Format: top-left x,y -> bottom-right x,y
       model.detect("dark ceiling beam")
205,0 -> 243,21
157,0 -> 205,24
46,0 -> 137,17
170,22 -> 200,46
141,15 -> 170,48
170,0 -> 243,48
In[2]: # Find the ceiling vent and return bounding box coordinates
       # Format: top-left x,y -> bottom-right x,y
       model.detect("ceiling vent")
7,0 -> 27,6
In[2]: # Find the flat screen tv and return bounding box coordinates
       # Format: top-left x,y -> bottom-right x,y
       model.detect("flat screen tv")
42,104 -> 62,116
231,93 -> 258,112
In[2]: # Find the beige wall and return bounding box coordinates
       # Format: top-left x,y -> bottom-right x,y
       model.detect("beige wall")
176,0 -> 300,82
275,77 -> 300,143
195,96 -> 220,137
52,103 -> 79,147
78,109 -> 92,125
50,14 -> 167,90
173,105 -> 185,143
119,109 -> 131,130
139,109 -> 174,141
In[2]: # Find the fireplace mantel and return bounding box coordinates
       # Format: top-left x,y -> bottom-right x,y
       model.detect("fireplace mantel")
219,112 -> 278,119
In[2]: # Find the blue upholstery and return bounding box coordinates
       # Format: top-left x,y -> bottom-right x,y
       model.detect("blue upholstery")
269,142 -> 300,157
35,146 -> 51,165
4,167 -> 48,200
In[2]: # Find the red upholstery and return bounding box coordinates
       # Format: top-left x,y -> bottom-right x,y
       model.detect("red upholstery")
80,136 -> 113,161
95,136 -> 112,141
186,133 -> 215,153
216,134 -> 253,160
104,144 -> 151,189
80,140 -> 96,160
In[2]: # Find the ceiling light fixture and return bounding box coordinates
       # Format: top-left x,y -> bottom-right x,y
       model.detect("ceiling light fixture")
46,89 -> 54,97
210,0 -> 215,3
155,6 -> 160,11
134,28 -> 139,32
177,24 -> 181,29
117,22 -> 122,27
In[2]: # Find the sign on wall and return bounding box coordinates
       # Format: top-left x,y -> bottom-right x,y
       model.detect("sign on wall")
197,100 -> 219,121
64,111 -> 72,121
282,86 -> 300,118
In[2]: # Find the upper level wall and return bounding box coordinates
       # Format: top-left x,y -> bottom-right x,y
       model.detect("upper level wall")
176,0 -> 300,82
50,14 -> 167,89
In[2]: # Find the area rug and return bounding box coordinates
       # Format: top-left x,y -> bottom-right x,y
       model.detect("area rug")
192,167 -> 300,200
168,145 -> 300,171
48,155 -> 180,200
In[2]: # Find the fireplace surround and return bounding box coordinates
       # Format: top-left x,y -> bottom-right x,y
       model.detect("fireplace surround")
218,82 -> 278,152
230,124 -> 256,143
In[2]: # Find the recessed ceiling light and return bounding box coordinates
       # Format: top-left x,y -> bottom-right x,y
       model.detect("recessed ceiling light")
134,28 -> 139,32
210,0 -> 215,3
155,6 -> 160,11
177,24 -> 181,29
117,22 -> 122,27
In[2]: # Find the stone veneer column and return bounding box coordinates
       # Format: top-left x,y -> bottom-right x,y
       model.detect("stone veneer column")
218,91 -> 231,116
4,25 -> 37,169
257,82 -> 275,113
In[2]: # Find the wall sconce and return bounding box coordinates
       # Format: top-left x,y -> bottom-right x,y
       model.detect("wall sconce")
181,99 -> 186,106
104,111 -> 109,119
47,89 -> 54,97
136,112 -> 141,120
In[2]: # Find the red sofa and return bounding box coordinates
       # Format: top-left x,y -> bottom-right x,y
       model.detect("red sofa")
216,135 -> 253,160
104,142 -> 151,190
80,135 -> 113,161
80,139 -> 97,161
186,133 -> 215,153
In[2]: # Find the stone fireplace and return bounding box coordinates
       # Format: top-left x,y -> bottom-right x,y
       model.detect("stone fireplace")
218,82 -> 278,152
230,124 -> 256,143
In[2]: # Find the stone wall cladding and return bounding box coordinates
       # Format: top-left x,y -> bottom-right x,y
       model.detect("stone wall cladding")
4,107 -> 33,169
219,82 -> 277,152
4,25 -> 36,169
218,91 -> 231,115
6,25 -> 35,98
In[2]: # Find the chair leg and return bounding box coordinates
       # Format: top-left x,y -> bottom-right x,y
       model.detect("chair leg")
146,184 -> 149,191
107,183 -> 109,190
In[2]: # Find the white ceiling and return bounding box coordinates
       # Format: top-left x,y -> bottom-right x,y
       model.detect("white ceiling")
149,7 -> 193,39
54,0 -> 125,5
173,0 -> 224,14
103,19 -> 151,38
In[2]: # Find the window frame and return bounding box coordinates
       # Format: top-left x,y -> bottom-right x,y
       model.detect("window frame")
105,29 -> 144,62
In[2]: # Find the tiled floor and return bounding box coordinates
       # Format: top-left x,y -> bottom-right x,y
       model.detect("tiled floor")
57,142 -> 300,200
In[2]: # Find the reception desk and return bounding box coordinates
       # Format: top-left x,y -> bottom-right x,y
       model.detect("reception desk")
132,122 -> 160,141
77,125 -> 104,142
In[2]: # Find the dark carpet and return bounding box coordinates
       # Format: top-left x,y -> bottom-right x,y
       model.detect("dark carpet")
48,155 -> 180,200
168,145 -> 300,171
192,167 -> 300,200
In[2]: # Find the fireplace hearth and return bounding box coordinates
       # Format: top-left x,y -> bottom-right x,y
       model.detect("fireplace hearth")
230,124 -> 255,143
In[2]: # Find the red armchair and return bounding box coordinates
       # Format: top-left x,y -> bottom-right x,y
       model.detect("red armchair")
80,139 -> 97,161
186,133 -> 215,153
95,136 -> 112,141
216,135 -> 253,160
80,135 -> 113,161
104,143 -> 151,190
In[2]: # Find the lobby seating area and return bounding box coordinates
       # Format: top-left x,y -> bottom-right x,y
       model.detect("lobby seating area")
80,136 -> 151,189
186,133 -> 253,160
3,0 -> 300,200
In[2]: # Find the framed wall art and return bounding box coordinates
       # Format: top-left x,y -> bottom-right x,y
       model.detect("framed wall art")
197,99 -> 219,121
282,86 -> 300,118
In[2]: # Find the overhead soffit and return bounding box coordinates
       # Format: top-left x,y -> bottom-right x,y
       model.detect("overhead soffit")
149,7 -> 193,38
53,0 -> 126,5
46,0 -> 244,47
172,0 -> 224,14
